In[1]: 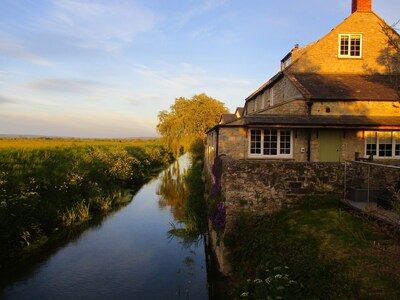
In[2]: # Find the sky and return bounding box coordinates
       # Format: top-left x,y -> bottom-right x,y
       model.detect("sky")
1,0 -> 400,138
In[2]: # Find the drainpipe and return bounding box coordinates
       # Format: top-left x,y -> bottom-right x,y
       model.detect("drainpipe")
216,126 -> 220,158
307,130 -> 311,162
306,100 -> 313,162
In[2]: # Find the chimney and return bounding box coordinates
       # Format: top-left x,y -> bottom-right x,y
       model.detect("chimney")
352,0 -> 372,13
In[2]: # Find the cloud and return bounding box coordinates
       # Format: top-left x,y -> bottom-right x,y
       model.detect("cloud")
134,62 -> 250,107
178,0 -> 229,26
0,38 -> 49,65
0,95 -> 20,104
0,71 -> 17,81
27,78 -> 109,94
136,63 -> 249,91
45,0 -> 156,52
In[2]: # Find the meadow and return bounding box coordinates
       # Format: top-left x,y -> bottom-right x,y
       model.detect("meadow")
0,138 -> 172,263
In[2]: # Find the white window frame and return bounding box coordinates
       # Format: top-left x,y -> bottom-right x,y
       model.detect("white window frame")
364,131 -> 400,158
249,129 -> 293,158
338,34 -> 362,58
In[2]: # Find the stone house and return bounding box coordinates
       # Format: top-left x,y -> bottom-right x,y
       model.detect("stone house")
206,0 -> 400,169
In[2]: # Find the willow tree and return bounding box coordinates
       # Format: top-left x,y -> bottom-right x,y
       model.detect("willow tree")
157,93 -> 229,156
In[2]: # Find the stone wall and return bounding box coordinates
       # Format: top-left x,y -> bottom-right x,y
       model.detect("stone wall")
220,157 -> 345,230
291,12 -> 391,74
206,156 -> 400,275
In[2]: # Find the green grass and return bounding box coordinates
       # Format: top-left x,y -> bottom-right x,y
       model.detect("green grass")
225,195 -> 400,299
0,138 -> 173,264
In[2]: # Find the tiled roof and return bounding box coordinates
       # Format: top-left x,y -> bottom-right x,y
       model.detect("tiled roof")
219,114 -> 237,124
291,74 -> 400,101
222,114 -> 400,129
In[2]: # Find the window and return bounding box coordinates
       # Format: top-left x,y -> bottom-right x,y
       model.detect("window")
281,56 -> 292,70
364,131 -> 400,158
261,93 -> 265,109
270,88 -> 274,106
250,129 -> 262,154
253,98 -> 257,113
249,129 -> 292,158
339,34 -> 362,58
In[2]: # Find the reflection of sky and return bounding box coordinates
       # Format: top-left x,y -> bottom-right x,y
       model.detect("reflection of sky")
1,0 -> 399,137
2,155 -> 208,299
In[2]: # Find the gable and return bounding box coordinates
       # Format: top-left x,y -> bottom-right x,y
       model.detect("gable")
289,12 -> 395,75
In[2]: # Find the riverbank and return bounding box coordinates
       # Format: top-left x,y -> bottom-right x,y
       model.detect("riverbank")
1,153 -> 209,299
223,195 -> 400,299
0,138 -> 173,265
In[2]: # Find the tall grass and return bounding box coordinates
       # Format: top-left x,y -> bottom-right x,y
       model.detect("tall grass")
0,139 -> 172,262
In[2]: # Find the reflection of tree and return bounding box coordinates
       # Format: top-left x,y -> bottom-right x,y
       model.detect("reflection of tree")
156,160 -> 188,222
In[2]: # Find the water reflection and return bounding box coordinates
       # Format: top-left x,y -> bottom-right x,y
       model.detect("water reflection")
1,154 -> 209,300
157,159 -> 188,221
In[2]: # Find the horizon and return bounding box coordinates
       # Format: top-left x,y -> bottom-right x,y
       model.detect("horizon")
1,0 -> 400,138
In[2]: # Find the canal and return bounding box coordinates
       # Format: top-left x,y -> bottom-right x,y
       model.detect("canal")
0,154 -> 209,299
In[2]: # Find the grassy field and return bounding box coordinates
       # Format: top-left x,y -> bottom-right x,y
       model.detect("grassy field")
225,196 -> 400,299
0,138 -> 172,263
0,137 -> 159,149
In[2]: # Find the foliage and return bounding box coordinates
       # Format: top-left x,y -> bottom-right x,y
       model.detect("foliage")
0,139 -> 172,263
239,264 -> 303,300
208,156 -> 226,232
184,155 -> 207,234
381,20 -> 400,74
225,195 -> 400,299
157,93 -> 229,156
381,20 -> 400,102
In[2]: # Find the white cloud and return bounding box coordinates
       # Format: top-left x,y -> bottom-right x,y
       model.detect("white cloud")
0,95 -> 20,104
45,0 -> 156,52
178,0 -> 229,26
0,38 -> 49,65
134,62 -> 250,108
27,78 -> 108,94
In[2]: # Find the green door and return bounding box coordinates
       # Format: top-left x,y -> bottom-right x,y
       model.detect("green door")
319,130 -> 342,162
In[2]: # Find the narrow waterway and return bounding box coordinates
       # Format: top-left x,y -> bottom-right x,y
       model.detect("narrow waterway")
0,155 -> 209,300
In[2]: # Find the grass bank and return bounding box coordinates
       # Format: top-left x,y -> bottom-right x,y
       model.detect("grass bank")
0,138 -> 173,264
225,195 -> 400,299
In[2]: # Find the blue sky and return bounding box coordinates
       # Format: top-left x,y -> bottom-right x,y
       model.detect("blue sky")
1,0 -> 399,138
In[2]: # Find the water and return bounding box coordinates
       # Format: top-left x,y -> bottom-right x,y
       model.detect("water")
0,155 -> 209,300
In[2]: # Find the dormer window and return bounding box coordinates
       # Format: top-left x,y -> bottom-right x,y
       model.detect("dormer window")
281,55 -> 292,70
339,34 -> 362,58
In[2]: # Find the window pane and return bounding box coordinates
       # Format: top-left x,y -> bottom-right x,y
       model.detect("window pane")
350,35 -> 361,56
365,131 -> 377,156
340,36 -> 349,55
264,129 -> 277,155
378,132 -> 392,157
280,130 -> 291,154
250,129 -> 261,154
394,132 -> 400,156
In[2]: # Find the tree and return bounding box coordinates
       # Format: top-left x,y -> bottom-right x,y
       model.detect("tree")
157,93 -> 229,156
381,20 -> 400,106
382,20 -> 400,74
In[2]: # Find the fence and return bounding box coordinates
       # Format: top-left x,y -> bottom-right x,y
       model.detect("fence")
344,160 -> 400,226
